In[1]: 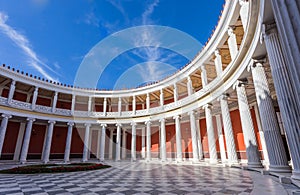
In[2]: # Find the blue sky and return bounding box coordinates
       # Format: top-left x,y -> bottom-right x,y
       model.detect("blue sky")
0,0 -> 224,90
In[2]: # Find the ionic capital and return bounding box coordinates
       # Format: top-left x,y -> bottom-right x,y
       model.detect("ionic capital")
131,122 -> 137,127
247,58 -> 267,72
85,123 -> 91,128
100,123 -> 107,127
1,114 -> 12,119
116,123 -> 122,127
27,118 -> 36,122
48,120 -> 56,125
227,26 -> 236,36
233,79 -> 248,90
173,115 -> 181,120
67,122 -> 74,127
202,103 -> 213,109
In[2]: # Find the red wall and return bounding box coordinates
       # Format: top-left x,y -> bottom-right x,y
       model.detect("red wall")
2,121 -> 20,158
51,126 -> 68,154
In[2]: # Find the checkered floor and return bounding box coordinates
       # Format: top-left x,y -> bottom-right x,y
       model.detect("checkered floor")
0,161 -> 296,195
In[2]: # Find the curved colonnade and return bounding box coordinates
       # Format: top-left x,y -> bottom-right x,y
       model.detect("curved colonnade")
0,0 -> 299,180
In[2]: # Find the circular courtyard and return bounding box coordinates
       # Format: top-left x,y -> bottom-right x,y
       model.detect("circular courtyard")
0,161 -> 298,194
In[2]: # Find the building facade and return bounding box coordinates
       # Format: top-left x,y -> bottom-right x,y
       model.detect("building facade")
0,0 -> 299,180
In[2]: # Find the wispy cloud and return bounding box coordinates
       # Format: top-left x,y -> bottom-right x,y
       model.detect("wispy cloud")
0,11 -> 58,81
84,12 -> 100,27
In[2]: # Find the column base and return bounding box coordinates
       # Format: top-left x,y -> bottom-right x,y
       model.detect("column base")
99,159 -> 105,162
131,159 -> 136,162
175,158 -> 183,163
192,159 -> 200,164
247,162 -> 263,168
291,170 -> 300,180
268,165 -> 291,173
19,160 -> 26,164
209,159 -> 218,164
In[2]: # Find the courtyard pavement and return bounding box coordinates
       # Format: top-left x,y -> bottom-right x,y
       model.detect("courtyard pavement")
0,161 -> 299,194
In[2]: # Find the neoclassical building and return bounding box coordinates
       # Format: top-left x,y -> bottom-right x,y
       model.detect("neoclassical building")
0,0 -> 299,180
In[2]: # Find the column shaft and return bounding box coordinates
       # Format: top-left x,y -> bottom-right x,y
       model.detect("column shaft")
64,122 -> 74,162
42,121 -> 55,163
82,124 -> 91,162
236,82 -> 262,167
115,124 -> 121,161
189,111 -> 199,161
20,118 -> 35,163
160,119 -> 167,161
264,24 -> 300,179
204,105 -> 218,164
100,124 -> 106,161
131,123 -> 136,161
174,116 -> 183,161
109,129 -> 113,159
251,61 -> 290,172
216,115 -> 227,163
141,127 -> 146,159
122,129 -> 127,159
146,121 -> 151,161
220,96 -> 238,164
0,114 -> 12,156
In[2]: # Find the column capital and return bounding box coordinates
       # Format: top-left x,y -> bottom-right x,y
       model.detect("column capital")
187,76 -> 192,82
11,80 -> 16,86
159,118 -> 165,123
100,123 -> 107,127
188,110 -> 196,116
247,58 -> 267,71
239,0 -> 248,6
1,114 -> 12,119
103,97 -> 107,101
218,93 -> 230,101
48,120 -> 56,124
200,65 -> 206,72
54,91 -> 58,96
214,49 -> 220,56
34,86 -> 39,92
145,120 -> 151,125
85,123 -> 91,128
202,103 -> 213,109
160,88 -> 164,94
233,79 -> 248,90
27,118 -> 35,122
173,115 -> 181,120
67,122 -> 74,126
131,122 -> 137,127
116,123 -> 122,127
228,26 -> 236,36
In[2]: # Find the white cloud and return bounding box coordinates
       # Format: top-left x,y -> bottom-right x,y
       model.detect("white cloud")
84,12 -> 100,27
0,11 -> 57,81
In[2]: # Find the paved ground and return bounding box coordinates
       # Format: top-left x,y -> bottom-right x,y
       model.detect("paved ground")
0,161 -> 299,194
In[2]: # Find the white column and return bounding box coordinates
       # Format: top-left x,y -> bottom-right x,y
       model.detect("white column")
173,84 -> 178,102
131,122 -> 137,161
132,96 -> 136,114
13,122 -> 26,161
146,93 -> 150,112
227,26 -> 238,59
88,96 -> 92,113
115,124 -> 122,161
7,80 -> 16,104
71,95 -> 76,115
214,49 -> 223,77
141,127 -> 146,159
82,123 -> 91,162
31,87 -> 38,110
20,118 -> 35,163
159,118 -> 167,162
101,97 -> 106,116
253,103 -> 270,165
216,115 -> 227,163
64,122 -> 74,163
235,81 -> 262,167
200,66 -> 208,86
196,119 -> 204,160
145,120 -> 151,161
263,23 -> 300,179
204,104 -> 218,164
239,0 -> 250,31
118,97 -> 122,116
189,111 -> 199,162
160,89 -> 164,107
122,128 -> 127,159
42,121 -> 55,163
187,76 -> 193,96
219,95 -> 238,164
100,124 -> 106,162
109,128 -> 113,160
250,60 -> 290,172
0,114 -> 12,156
52,91 -> 58,113
174,115 -> 183,162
